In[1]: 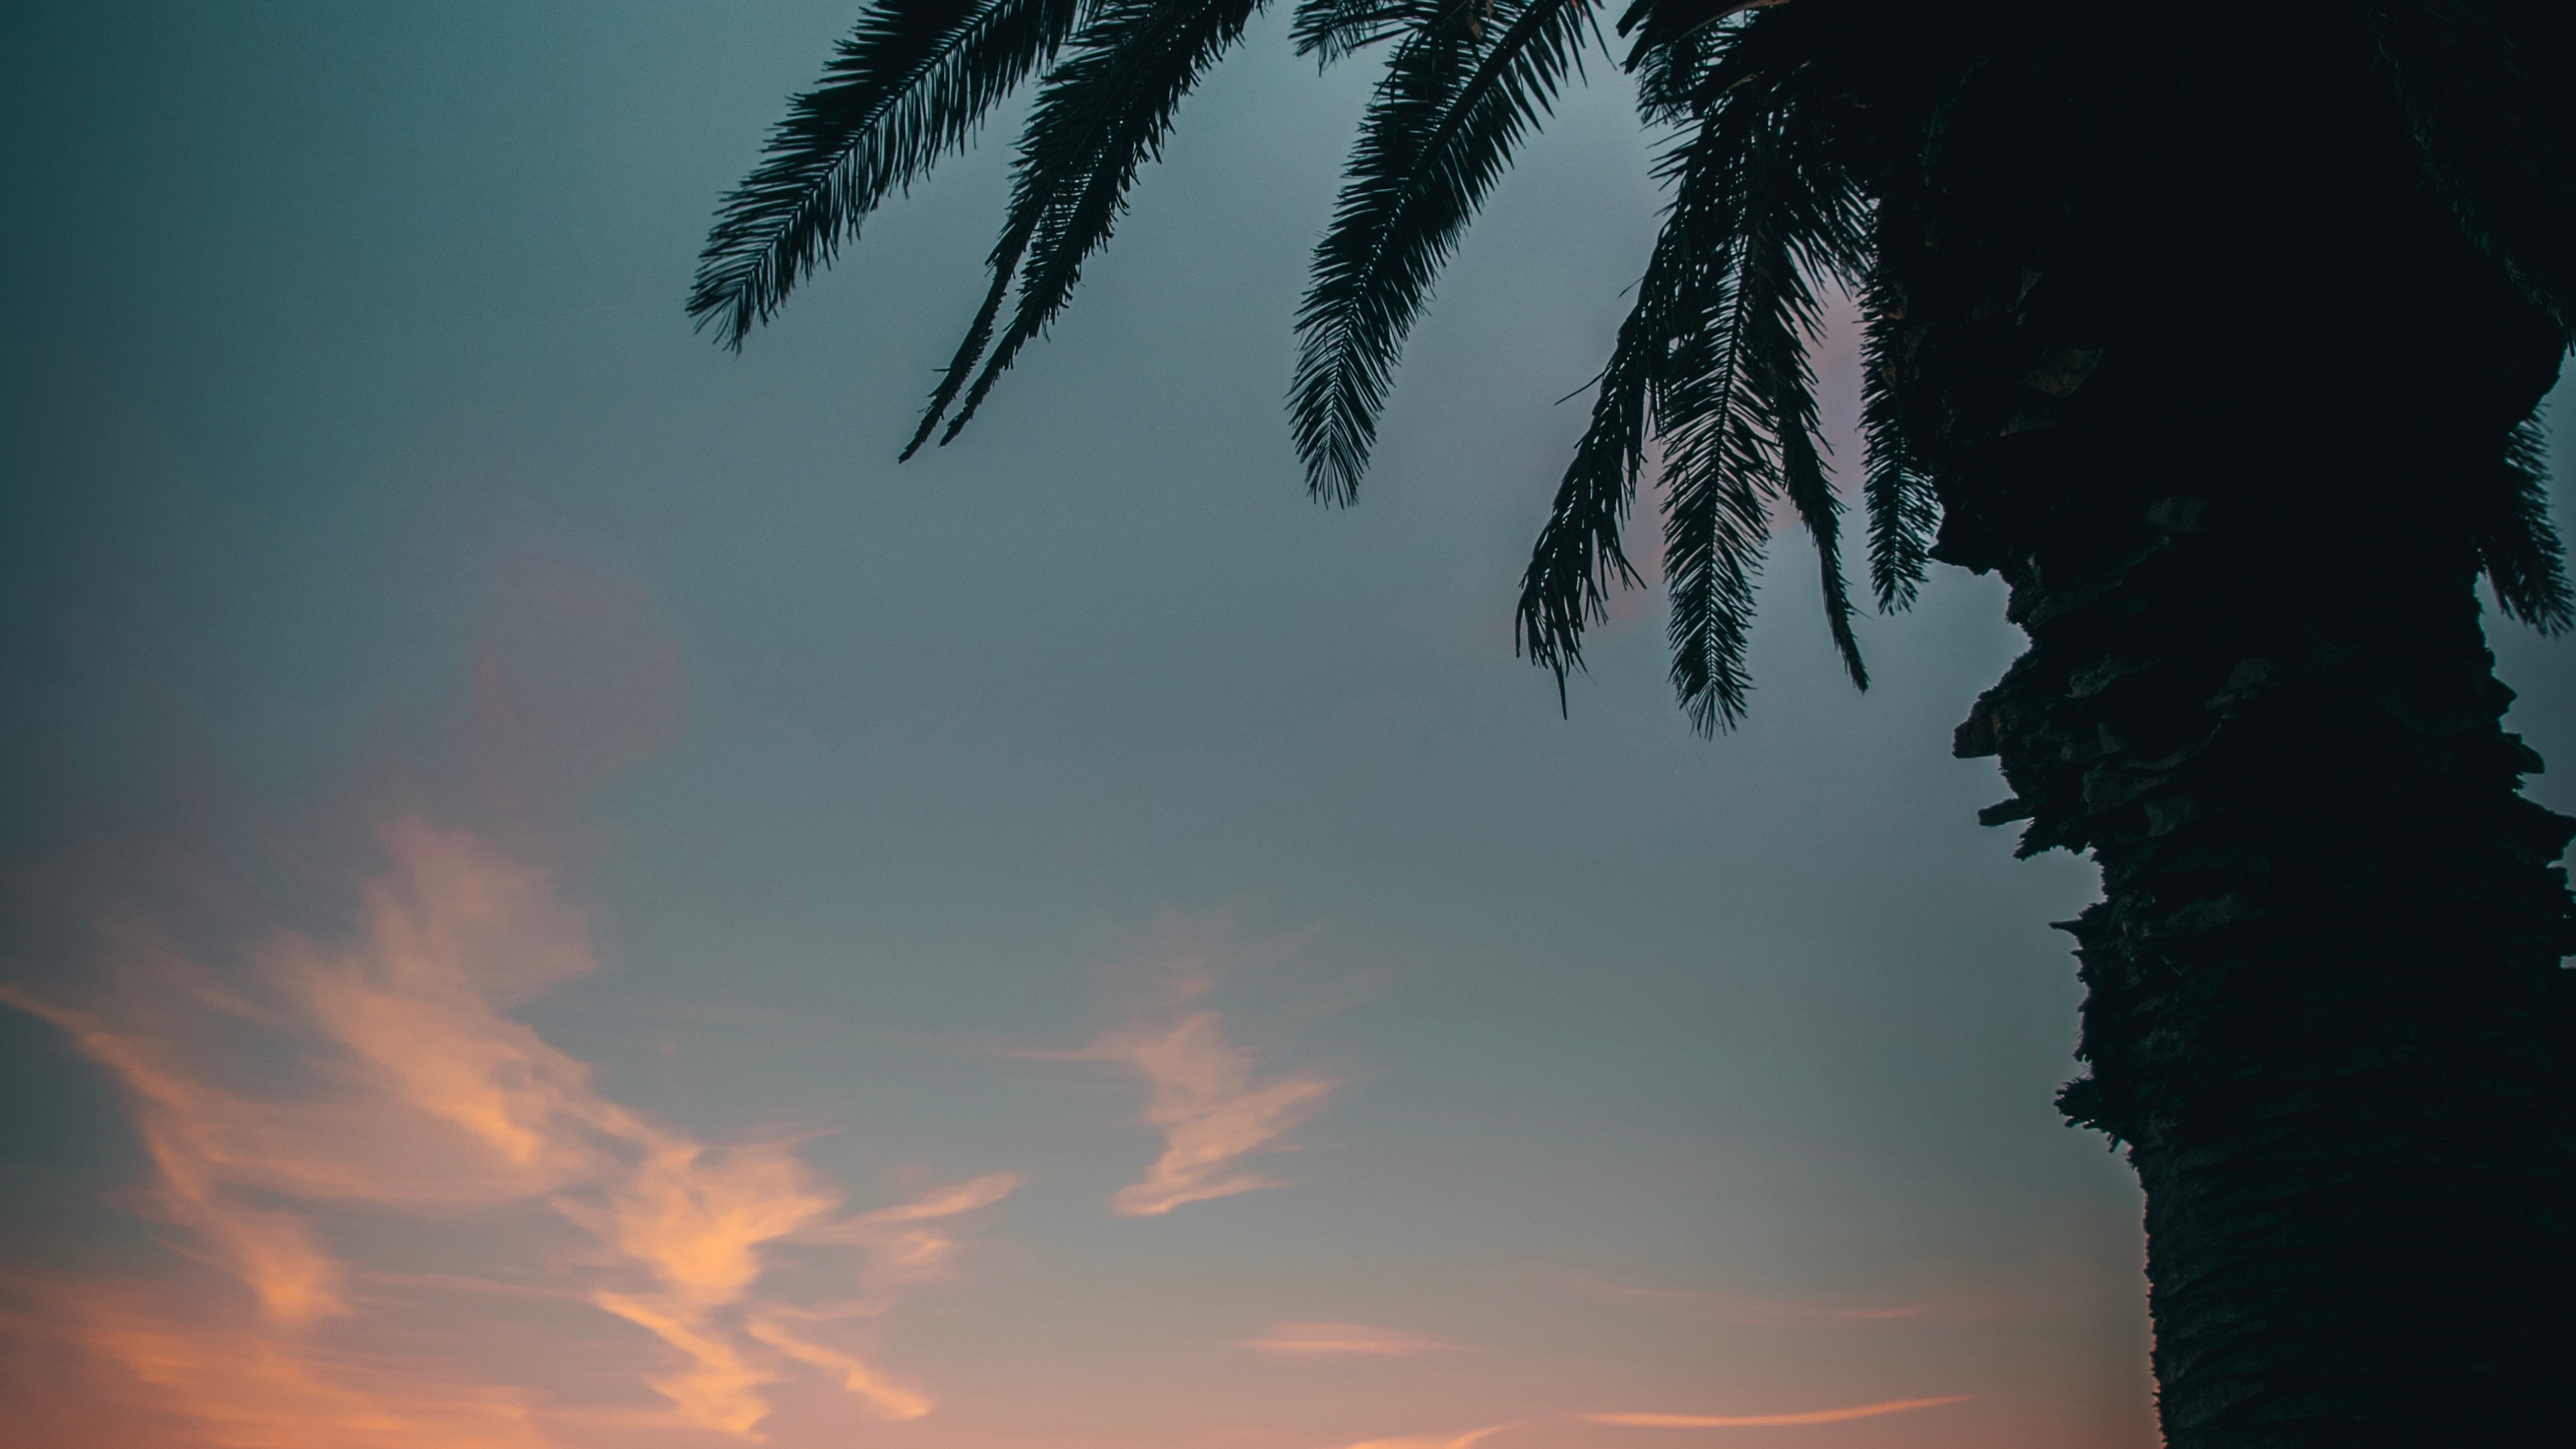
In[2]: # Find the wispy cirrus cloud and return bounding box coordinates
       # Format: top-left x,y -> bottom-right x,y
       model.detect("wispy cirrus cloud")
1,820 -> 1018,1446
2,1279 -> 558,1449
1327,1426 -> 1510,1449
0,980 -> 374,1328
1049,969 -> 1338,1218
807,1170 -> 1026,1292
1585,1395 -> 1974,1428
1241,1322 -> 1465,1357
744,1311 -> 932,1422
733,1171 -> 1025,1425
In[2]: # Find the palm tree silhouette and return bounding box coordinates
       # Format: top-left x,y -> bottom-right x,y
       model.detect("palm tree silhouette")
691,2 -> 2576,1442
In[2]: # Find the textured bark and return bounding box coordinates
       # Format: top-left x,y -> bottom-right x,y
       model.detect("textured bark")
1876,13 -> 2576,1445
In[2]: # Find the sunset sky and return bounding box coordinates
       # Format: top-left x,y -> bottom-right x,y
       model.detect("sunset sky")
4,5 -> 2570,1449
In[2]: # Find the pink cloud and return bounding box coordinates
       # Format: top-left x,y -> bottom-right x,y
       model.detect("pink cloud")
592,1292 -> 779,1437
1327,1427 -> 1511,1449
1241,1322 -> 1466,1357
39,1288 -> 556,1449
744,1312 -> 934,1422
1585,1395 -> 1974,1428
1,820 -> 1019,1446
808,1171 -> 1028,1292
1051,971 -> 1339,1217
0,984 -> 366,1326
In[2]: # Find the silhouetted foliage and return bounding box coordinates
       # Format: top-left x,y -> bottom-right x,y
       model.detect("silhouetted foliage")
696,0 -> 2569,729
701,4 -> 2576,1442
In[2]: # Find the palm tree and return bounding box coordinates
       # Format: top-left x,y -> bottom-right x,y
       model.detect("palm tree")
690,1 -> 2576,1442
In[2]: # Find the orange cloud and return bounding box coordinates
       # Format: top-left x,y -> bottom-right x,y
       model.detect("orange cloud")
592,1292 -> 777,1438
744,1313 -> 933,1421
812,1171 -> 1029,1289
1241,1322 -> 1465,1357
0,985 -> 356,1326
7,1283 -> 553,1449
1585,1395 -> 1974,1428
1,820 -> 1018,1446
1055,973 -> 1338,1217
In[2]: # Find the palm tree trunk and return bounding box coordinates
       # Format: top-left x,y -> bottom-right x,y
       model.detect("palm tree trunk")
1882,17 -> 2576,1444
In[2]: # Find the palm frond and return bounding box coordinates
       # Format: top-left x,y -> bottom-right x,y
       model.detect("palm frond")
1520,3 -> 1873,731
1515,103 -> 1750,722
1773,333 -> 1866,688
1655,116 -> 1804,733
903,208 -> 1044,458
1291,0 -> 1600,504
1614,0 -> 1770,57
1289,0 -> 1437,66
1860,267 -> 1937,612
912,0 -> 1271,452
1513,137 -> 1699,697
2477,417 -> 2574,633
1751,112 -> 1872,686
690,0 -> 1091,348
1627,0 -> 1808,119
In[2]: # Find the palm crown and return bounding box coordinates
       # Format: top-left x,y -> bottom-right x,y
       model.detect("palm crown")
696,6 -> 2576,1439
690,0 -> 2573,735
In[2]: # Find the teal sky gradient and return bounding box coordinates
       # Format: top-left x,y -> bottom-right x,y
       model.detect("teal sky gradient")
3,5 -> 2567,1448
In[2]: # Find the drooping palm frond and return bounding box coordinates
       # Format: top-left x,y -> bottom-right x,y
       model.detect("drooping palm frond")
690,0 -> 1093,347
1860,266 -> 1938,612
1289,0 -> 1601,503
1518,4 -> 1873,731
2476,417 -> 2575,632
1613,0 -> 1773,62
908,0 -> 1271,455
904,206 -> 1045,458
1288,0 -> 1437,66
1771,306 -> 1868,688
1644,119 -> 1776,733
1623,0 -> 1811,116
1659,115 -> 1869,728
1512,124 -> 1703,704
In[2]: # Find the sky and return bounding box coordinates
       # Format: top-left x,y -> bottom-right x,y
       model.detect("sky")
3,5 -> 2570,1449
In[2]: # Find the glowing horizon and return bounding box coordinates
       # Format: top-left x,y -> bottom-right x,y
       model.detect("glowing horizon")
0,808 -> 2092,1448
1585,1395 -> 1976,1428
